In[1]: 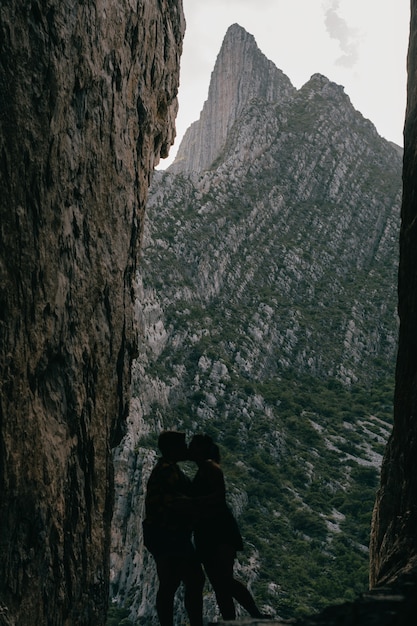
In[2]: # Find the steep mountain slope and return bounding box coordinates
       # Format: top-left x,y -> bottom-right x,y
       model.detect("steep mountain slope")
110,25 -> 402,624
170,23 -> 296,173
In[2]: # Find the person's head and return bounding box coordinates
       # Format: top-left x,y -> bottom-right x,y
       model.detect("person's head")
158,431 -> 188,462
189,434 -> 220,464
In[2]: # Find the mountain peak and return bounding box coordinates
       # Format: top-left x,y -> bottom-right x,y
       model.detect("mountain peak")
225,22 -> 252,38
302,73 -> 346,99
169,24 -> 295,173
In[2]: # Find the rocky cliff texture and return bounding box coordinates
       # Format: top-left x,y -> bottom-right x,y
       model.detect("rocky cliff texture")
0,1 -> 184,625
111,24 -> 402,624
369,0 -> 417,589
169,23 -> 296,174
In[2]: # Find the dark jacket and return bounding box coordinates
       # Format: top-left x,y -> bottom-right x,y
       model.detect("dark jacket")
143,457 -> 195,558
145,457 -> 194,530
192,459 -> 243,559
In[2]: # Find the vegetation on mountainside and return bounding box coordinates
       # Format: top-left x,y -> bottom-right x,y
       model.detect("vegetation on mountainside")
107,605 -> 134,626
122,148 -> 399,620
133,366 -> 393,619
111,37 -> 402,623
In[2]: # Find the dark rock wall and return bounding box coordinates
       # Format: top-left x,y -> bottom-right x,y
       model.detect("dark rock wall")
369,2 -> 417,587
0,1 -> 184,624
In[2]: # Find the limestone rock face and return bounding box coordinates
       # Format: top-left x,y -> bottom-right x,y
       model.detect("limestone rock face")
0,1 -> 184,625
369,1 -> 417,587
169,23 -> 296,173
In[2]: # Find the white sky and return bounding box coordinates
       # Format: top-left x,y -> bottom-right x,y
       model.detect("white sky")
159,0 -> 410,169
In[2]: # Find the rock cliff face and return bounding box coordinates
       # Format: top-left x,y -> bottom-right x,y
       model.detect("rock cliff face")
169,24 -> 296,174
369,0 -> 417,588
111,24 -> 402,623
0,2 -> 184,625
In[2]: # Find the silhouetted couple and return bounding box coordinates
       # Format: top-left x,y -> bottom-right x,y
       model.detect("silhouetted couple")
143,431 -> 267,626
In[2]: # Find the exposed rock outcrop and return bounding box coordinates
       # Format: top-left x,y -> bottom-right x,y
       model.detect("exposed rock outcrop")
0,1 -> 184,625
169,24 -> 296,174
369,0 -> 417,588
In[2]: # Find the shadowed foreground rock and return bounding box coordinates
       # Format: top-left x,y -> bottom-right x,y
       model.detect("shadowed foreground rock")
210,575 -> 417,626
0,1 -> 184,625
369,0 -> 417,589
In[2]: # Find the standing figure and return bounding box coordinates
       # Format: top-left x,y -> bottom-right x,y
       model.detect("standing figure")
189,434 -> 267,621
143,431 -> 205,626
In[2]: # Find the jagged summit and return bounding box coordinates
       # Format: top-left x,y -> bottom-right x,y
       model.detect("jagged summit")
300,72 -> 353,106
169,23 -> 295,173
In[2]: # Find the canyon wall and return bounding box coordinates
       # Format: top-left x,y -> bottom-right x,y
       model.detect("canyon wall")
0,1 -> 184,625
369,1 -> 417,588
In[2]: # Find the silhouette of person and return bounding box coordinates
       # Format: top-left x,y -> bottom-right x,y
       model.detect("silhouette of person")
143,431 -> 205,626
189,434 -> 267,621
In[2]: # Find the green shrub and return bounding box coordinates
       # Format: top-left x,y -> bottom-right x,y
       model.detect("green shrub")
107,605 -> 134,626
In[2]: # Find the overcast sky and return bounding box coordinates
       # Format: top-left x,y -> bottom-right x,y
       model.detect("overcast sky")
159,0 -> 410,168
